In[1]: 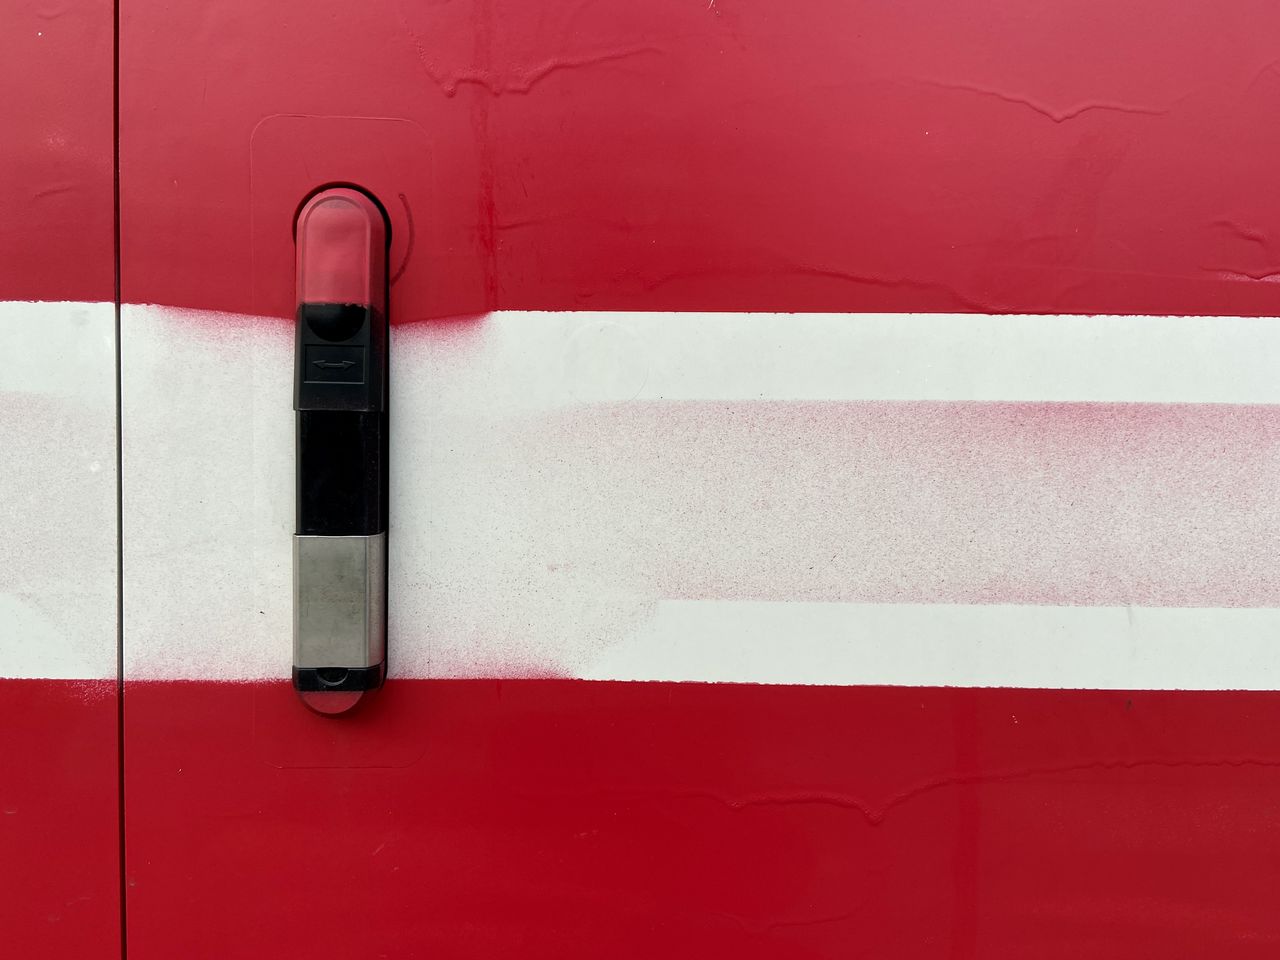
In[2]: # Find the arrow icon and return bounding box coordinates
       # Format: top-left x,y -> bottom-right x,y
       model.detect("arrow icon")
313,359 -> 356,370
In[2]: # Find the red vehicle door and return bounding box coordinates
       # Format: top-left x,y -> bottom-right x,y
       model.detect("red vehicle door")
117,2 -> 1280,957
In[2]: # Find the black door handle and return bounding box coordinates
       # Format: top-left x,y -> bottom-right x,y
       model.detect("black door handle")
292,187 -> 389,714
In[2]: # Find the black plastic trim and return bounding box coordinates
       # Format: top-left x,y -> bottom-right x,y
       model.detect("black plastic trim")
296,410 -> 387,536
293,664 -> 386,692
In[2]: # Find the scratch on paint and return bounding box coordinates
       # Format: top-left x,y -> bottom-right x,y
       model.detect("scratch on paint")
401,29 -> 663,97
916,79 -> 1168,123
1245,56 -> 1280,93
494,213 -> 655,233
442,47 -> 663,96
33,183 -> 74,199
390,193 -> 415,286
643,260 -> 1007,313
763,910 -> 861,933
1211,219 -> 1271,249
718,908 -> 862,936
1202,266 -> 1280,282
682,755 -> 1280,825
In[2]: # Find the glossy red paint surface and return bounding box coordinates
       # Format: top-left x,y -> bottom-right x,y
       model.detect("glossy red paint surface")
0,682 -> 119,958
125,679 -> 1280,958
121,0 -> 1280,320
1,0 -> 114,302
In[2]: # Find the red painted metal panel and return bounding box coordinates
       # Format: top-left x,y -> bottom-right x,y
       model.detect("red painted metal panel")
0,683 -> 119,958
121,0 -> 1280,319
117,0 -> 1280,955
125,681 -> 1280,957
0,0 -> 114,303
1,2 -> 119,956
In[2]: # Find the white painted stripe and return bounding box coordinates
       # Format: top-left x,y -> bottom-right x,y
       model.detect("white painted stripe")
122,307 -> 292,682
0,302 -> 117,680
579,602 -> 1280,690
115,304 -> 1280,687
421,311 -> 1280,409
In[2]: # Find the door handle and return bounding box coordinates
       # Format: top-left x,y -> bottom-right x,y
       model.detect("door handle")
292,187 -> 389,714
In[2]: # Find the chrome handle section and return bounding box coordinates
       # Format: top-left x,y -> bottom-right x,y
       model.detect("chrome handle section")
293,533 -> 386,673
